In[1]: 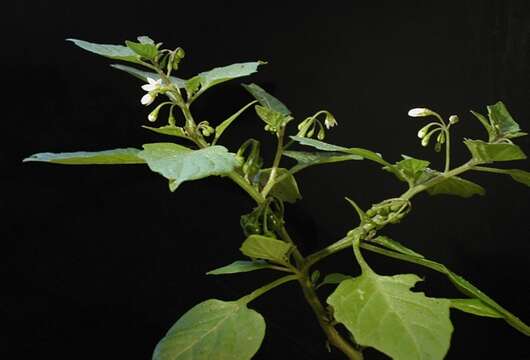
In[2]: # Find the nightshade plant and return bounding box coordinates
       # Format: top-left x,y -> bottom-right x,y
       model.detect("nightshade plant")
24,36 -> 530,360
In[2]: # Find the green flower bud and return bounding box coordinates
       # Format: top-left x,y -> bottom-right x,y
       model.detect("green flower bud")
317,127 -> 325,140
176,47 -> 185,59
449,115 -> 459,124
147,103 -> 166,122
436,131 -> 445,144
434,142 -> 442,152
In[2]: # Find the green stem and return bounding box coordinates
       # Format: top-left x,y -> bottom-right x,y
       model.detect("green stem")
471,166 -> 509,175
238,275 -> 298,305
277,224 -> 305,269
444,127 -> 451,173
261,127 -> 285,197
297,273 -> 364,360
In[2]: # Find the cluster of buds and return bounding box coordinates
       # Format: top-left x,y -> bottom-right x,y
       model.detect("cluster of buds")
296,110 -> 337,140
409,107 -> 458,152
362,198 -> 411,233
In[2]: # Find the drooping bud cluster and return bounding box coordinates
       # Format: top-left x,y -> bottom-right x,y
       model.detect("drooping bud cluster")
296,111 -> 337,140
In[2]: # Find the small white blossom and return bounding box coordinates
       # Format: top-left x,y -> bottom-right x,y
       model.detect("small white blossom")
324,115 -> 338,129
141,93 -> 155,106
141,77 -> 162,92
408,108 -> 434,117
148,111 -> 158,122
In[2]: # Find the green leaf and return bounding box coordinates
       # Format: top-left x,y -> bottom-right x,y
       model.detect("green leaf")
153,299 -> 265,360
255,105 -> 292,131
67,38 -> 142,64
137,35 -> 155,44
317,273 -> 352,288
138,143 -> 239,191
110,64 -> 186,88
450,299 -> 502,318
464,139 -> 527,163
240,235 -> 292,265
328,271 -> 453,360
125,40 -> 158,60
206,260 -> 271,275
427,174 -> 485,198
214,101 -> 257,144
504,169 -> 530,186
360,243 -> 530,336
23,148 -> 145,165
289,136 -> 389,166
371,236 -> 424,258
189,62 -> 264,100
290,136 -> 349,152
470,110 -> 495,141
487,101 -> 521,135
142,125 -> 188,139
284,151 -> 362,166
242,83 -> 291,115
256,168 -> 301,203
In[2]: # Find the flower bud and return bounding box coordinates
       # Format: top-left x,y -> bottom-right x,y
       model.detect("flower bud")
176,47 -> 185,59
436,131 -> 445,144
317,127 -> 325,140
449,115 -> 459,124
417,123 -> 438,138
408,108 -> 436,117
147,103 -> 165,122
141,93 -> 155,106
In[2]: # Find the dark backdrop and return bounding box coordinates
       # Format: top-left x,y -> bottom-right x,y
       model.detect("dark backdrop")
5,1 -> 530,359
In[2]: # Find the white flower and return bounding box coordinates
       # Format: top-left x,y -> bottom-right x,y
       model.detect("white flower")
141,93 -> 155,106
324,114 -> 338,129
408,108 -> 434,117
141,77 -> 162,92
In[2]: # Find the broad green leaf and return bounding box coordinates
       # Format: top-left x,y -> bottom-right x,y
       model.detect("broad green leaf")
125,40 -> 158,60
450,299 -> 502,318
213,101 -> 257,144
138,143 -> 239,191
67,38 -> 142,64
360,243 -> 530,336
487,101 -> 520,135
142,125 -> 188,139
284,151 -> 362,166
464,140 -> 526,163
427,175 -> 485,198
153,299 -> 265,360
316,273 -> 352,288
242,83 -> 291,115
23,148 -> 144,165
371,236 -> 424,258
256,168 -> 301,203
328,271 -> 453,360
206,260 -> 271,275
289,136 -> 389,166
110,64 -> 186,88
240,235 -> 292,265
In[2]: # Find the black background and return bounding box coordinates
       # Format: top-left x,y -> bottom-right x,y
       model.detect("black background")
5,1 -> 530,359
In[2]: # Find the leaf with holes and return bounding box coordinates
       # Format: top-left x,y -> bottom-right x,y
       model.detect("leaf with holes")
153,299 -> 265,360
